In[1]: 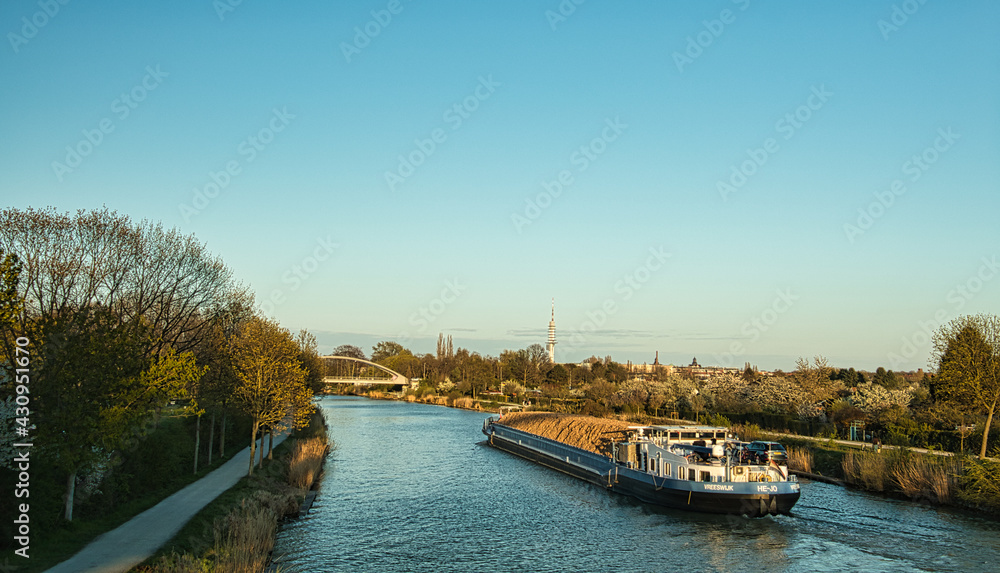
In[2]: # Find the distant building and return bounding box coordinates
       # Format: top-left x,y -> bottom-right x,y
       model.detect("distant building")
627,352 -> 674,375
675,356 -> 740,381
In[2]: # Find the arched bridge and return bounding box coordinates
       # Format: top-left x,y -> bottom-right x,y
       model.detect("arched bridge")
321,355 -> 412,387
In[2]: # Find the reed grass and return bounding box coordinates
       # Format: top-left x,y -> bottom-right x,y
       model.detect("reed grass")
139,412 -> 330,573
142,552 -> 205,572
842,450 -> 888,491
287,437 -> 329,491
841,449 -> 959,504
210,492 -> 283,573
732,423 -> 763,442
787,446 -> 813,473
453,397 -> 474,409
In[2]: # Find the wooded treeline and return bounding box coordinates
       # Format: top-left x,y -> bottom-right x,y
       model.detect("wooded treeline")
353,317 -> 1000,459
0,207 -> 321,533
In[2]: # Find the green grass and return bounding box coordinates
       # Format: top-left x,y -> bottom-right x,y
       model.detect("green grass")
17,416 -> 249,573
136,438 -> 299,567
137,413 -> 329,570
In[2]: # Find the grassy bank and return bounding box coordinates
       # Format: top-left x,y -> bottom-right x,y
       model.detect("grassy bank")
768,431 -> 1000,514
9,412 -> 252,573
840,449 -> 960,503
137,411 -> 331,573
356,390 -> 1000,515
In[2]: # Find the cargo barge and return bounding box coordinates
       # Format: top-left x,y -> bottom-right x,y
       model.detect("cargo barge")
482,416 -> 800,517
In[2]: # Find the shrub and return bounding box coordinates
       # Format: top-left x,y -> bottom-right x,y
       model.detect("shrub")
701,413 -> 732,428
957,457 -> 1000,511
579,400 -> 608,418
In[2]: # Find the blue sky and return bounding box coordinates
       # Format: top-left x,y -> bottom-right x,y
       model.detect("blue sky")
2,0 -> 998,371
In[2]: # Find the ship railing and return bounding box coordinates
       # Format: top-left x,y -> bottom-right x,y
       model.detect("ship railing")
740,465 -> 793,483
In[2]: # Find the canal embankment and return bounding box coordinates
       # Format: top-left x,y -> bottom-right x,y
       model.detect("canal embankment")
133,411 -> 331,572
273,397 -> 1000,572
355,389 -> 1000,517
774,431 -> 1000,514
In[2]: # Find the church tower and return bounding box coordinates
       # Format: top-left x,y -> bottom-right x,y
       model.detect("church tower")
546,298 -> 557,364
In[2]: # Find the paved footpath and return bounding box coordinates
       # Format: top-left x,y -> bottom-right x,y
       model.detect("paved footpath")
45,432 -> 287,573
768,431 -> 960,457
769,432 -> 1000,462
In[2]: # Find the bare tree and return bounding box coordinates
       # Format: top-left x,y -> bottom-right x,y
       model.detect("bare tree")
0,207 -> 240,357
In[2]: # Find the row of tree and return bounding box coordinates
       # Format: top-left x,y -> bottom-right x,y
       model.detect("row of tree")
0,207 -> 319,522
332,339 -> 633,395
346,314 -> 1000,459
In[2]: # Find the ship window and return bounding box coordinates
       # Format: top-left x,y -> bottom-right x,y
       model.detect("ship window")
681,432 -> 696,439
688,468 -> 696,481
700,471 -> 711,482
664,463 -> 671,478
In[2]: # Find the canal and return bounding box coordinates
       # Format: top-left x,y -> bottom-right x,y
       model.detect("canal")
273,397 -> 1000,572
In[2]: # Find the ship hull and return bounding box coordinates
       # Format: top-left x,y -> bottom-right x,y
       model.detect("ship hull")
484,421 -> 799,517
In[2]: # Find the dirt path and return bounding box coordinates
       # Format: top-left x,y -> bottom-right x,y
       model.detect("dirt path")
44,432 -> 287,573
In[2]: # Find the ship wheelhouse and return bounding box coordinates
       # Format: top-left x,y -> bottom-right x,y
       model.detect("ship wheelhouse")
613,425 -> 791,484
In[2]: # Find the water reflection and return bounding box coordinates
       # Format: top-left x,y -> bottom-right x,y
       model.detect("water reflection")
274,398 -> 1000,573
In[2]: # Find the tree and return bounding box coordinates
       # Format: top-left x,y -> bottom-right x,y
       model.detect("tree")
436,333 -> 454,359
371,340 -> 405,363
0,249 -> 21,327
383,349 -> 420,379
830,398 -> 867,435
873,367 -> 904,390
26,307 -> 196,520
329,344 -> 367,379
835,367 -> 864,387
0,249 -> 23,472
1,210 -> 234,519
333,344 -> 366,360
191,290 -> 256,465
453,351 -> 494,398
0,207 -> 240,358
584,379 -> 617,404
229,316 -> 311,475
501,348 -> 535,386
604,360 -> 627,383
792,356 -> 837,403
931,314 -> 1000,459
546,364 -> 569,386
295,329 -> 325,395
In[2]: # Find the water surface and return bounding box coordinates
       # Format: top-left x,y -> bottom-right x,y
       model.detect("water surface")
274,397 -> 1000,572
